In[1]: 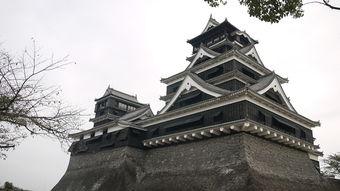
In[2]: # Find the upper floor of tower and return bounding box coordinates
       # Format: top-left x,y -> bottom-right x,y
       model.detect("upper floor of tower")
91,87 -> 146,127
187,15 -> 257,55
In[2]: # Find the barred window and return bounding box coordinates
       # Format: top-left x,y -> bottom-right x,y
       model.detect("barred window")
258,111 -> 266,123
118,102 -> 127,110
127,105 -> 136,111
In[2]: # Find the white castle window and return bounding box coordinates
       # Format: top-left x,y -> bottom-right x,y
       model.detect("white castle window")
118,102 -> 127,110
127,105 -> 136,111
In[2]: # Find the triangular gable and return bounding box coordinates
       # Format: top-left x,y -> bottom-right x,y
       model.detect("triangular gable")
186,45 -> 220,69
159,73 -> 229,114
256,77 -> 296,112
201,15 -> 220,34
244,46 -> 264,66
235,31 -> 255,44
120,105 -> 154,122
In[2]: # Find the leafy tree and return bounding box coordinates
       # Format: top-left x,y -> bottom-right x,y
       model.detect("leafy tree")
4,181 -> 14,190
0,41 -> 83,159
323,153 -> 340,175
204,0 -> 340,23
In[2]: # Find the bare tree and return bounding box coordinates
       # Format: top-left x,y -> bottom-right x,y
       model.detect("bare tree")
323,153 -> 340,176
0,41 -> 83,159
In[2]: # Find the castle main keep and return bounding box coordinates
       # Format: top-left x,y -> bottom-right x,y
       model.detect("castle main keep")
53,16 -> 340,191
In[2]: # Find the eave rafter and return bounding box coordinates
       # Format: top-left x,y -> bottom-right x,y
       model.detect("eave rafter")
141,88 -> 319,129
70,120 -> 147,140
143,120 -> 322,157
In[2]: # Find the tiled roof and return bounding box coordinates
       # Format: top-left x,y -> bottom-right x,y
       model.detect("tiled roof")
103,87 -> 138,103
188,72 -> 231,95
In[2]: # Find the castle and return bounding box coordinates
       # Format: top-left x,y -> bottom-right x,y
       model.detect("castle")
52,16 -> 340,191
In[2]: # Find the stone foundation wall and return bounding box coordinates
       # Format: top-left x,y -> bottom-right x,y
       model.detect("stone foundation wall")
52,133 -> 340,191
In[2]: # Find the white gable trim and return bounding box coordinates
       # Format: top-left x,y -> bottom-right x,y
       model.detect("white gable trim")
162,77 -> 247,102
235,31 -> 253,43
202,19 -> 218,34
196,55 -> 266,75
166,54 -> 267,86
233,41 -> 244,47
126,109 -> 153,122
108,125 -> 124,133
187,47 -> 217,69
257,78 -> 295,112
159,75 -> 222,114
245,46 -> 263,65
144,94 -> 312,129
202,22 -> 216,33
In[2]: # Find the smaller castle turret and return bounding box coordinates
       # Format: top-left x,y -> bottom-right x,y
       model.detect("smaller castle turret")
91,87 -> 145,127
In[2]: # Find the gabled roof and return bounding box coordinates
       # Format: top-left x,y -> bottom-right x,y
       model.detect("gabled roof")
186,44 -> 220,69
249,73 -> 276,92
70,104 -> 153,138
239,44 -> 264,66
231,30 -> 258,44
139,87 -> 320,129
201,14 -> 220,34
120,104 -> 154,121
160,70 -> 257,102
250,73 -> 296,112
187,18 -> 239,45
162,50 -> 271,85
98,86 -> 138,103
159,72 -> 230,114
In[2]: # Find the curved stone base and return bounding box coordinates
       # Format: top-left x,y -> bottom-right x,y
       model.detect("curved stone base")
52,133 -> 340,191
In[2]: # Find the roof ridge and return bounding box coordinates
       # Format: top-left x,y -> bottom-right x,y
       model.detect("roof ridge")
105,87 -> 137,99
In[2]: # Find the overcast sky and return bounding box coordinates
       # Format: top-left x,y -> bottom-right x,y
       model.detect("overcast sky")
0,0 -> 340,190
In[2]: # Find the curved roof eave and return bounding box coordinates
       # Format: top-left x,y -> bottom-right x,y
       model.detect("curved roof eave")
201,15 -> 220,34
251,74 -> 296,112
185,45 -> 221,70
159,72 -> 230,114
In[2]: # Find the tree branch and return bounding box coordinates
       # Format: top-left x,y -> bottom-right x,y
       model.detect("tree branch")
0,40 -> 83,158
322,0 -> 340,10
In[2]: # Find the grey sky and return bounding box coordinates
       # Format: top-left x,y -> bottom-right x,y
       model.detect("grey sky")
0,0 -> 340,190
